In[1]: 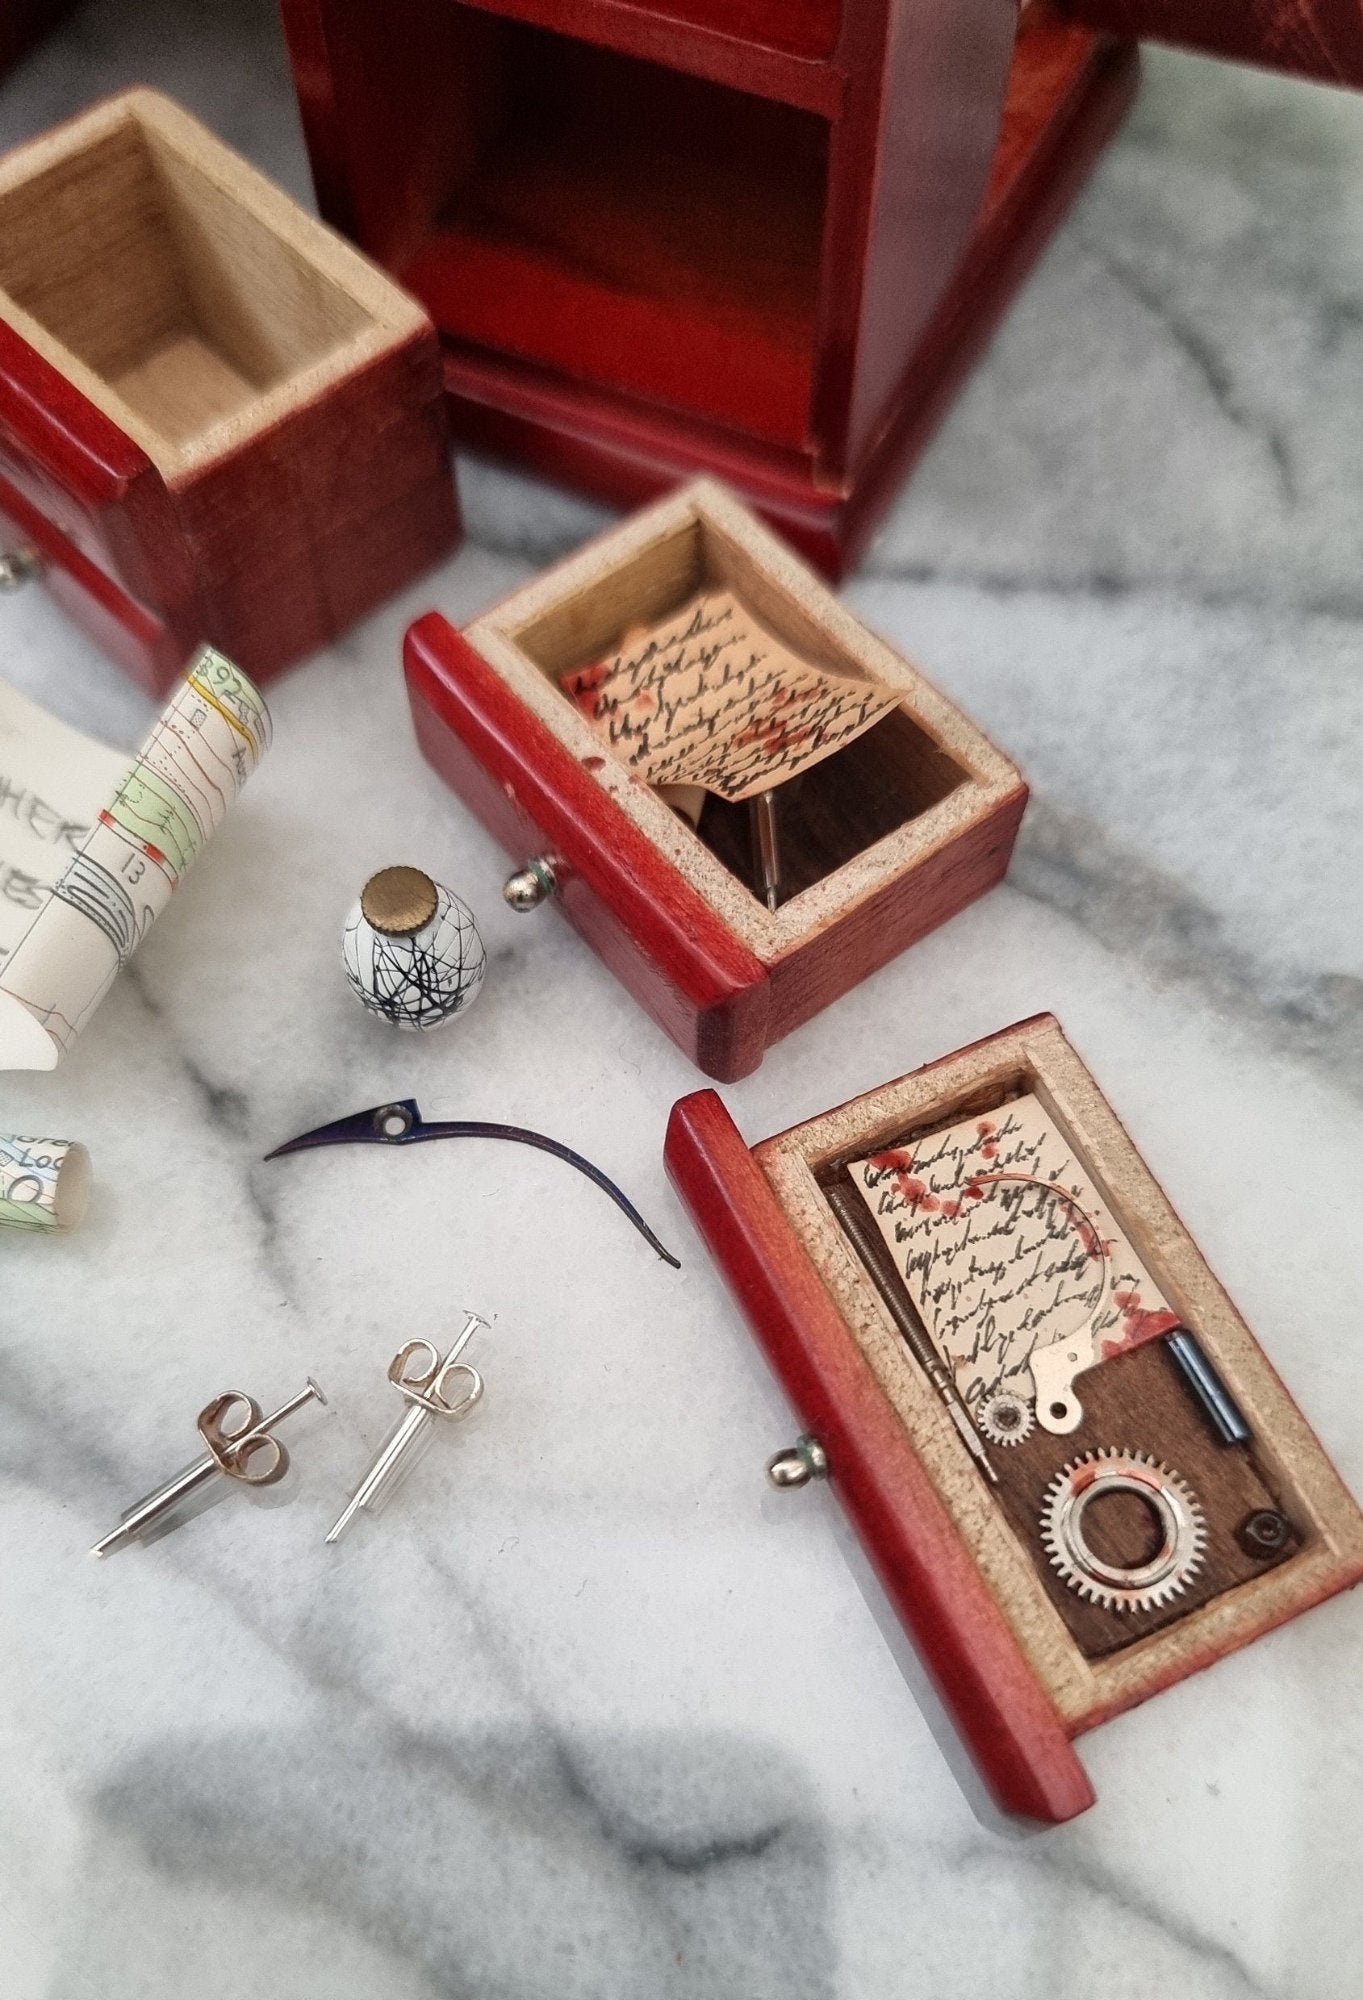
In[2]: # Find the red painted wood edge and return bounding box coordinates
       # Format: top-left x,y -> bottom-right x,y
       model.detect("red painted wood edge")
664,1087 -> 1095,1823
0,319 -> 151,503
0,470 -> 186,690
436,0 -> 847,115
405,613 -> 771,1078
277,0 -> 365,246
1061,0 -> 1363,86
832,28 -> 1138,578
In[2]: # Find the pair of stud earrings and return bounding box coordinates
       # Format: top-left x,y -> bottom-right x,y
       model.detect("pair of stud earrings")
90,1313 -> 489,1559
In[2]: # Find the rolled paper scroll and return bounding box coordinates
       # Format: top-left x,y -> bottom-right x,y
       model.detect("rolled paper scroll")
0,677 -> 131,957
0,1131 -> 91,1231
0,646 -> 271,1070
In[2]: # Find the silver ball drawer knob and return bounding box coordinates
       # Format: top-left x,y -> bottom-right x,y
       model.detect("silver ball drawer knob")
0,546 -> 43,591
343,866 -> 486,1031
503,857 -> 557,912
766,1436 -> 829,1489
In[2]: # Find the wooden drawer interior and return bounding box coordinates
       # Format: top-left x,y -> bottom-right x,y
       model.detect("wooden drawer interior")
755,1017 -> 1363,1732
464,480 -> 1018,941
0,90 -> 423,478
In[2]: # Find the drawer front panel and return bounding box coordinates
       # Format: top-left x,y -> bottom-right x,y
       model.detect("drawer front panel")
0,473 -> 187,693
0,320 -> 195,617
405,613 -> 771,1080
663,1087 -> 1095,1825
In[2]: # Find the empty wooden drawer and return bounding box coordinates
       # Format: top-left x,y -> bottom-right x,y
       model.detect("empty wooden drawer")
0,88 -> 459,692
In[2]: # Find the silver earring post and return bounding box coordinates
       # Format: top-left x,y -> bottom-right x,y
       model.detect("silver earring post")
326,1313 -> 490,1545
90,1378 -> 327,1559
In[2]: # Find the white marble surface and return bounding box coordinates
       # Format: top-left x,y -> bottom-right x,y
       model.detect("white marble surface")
2,7 -> 1362,1996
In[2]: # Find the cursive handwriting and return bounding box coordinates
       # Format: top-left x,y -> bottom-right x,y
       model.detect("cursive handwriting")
561,589 -> 899,802
848,1094 -> 1177,1409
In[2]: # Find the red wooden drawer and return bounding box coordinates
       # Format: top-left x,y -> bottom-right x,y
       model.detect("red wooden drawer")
405,480 -> 1027,1077
407,614 -> 772,1078
665,1020 -> 1363,1820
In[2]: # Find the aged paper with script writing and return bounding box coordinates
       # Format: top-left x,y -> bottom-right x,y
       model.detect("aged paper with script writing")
560,588 -> 900,802
847,1093 -> 1178,1414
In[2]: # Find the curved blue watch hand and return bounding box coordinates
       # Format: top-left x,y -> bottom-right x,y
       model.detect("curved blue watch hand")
264,1100 -> 680,1267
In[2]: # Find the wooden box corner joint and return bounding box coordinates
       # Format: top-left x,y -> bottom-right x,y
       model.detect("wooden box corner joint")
663,1016 -> 1363,1822
0,87 -> 459,691
405,478 -> 1027,1078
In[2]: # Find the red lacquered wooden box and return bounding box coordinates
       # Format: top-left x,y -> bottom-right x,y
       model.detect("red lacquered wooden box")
0,89 -> 459,693
281,0 -> 1136,577
665,1017 -> 1363,1821
405,479 -> 1027,1078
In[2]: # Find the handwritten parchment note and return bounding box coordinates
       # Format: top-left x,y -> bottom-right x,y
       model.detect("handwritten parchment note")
847,1094 -> 1177,1414
560,589 -> 900,803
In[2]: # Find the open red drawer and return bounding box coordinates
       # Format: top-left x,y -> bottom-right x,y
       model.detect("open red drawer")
666,1019 -> 1363,1820
405,480 -> 1027,1078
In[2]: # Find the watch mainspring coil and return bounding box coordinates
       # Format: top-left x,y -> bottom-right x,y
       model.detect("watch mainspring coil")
1040,1449 -> 1206,1613
976,1391 -> 1035,1448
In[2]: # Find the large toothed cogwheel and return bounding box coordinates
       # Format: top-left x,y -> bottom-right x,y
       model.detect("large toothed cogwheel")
977,1391 -> 1035,1448
1040,1449 -> 1206,1613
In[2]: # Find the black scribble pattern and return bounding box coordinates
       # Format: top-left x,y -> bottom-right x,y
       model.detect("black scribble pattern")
343,891 -> 486,1031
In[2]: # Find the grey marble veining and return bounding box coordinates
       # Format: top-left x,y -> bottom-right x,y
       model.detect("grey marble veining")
1,7 -> 1361,1998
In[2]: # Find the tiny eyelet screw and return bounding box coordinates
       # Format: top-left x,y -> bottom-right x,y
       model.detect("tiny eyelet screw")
0,546 -> 43,591
766,1435 -> 828,1489
503,858 -> 557,912
1237,1508 -> 1293,1557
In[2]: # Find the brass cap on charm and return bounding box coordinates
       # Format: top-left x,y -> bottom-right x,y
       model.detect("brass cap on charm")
361,866 -> 438,937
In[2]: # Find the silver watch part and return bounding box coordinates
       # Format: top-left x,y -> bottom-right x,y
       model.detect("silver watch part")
976,1391 -> 1035,1448
1040,1448 -> 1206,1613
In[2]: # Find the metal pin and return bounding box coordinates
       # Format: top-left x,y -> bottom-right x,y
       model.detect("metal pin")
824,1183 -> 999,1485
326,1313 -> 489,1544
750,789 -> 783,911
767,1435 -> 828,1489
90,1378 -> 327,1559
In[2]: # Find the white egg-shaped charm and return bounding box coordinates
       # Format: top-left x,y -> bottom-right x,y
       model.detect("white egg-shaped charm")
342,866 -> 486,1031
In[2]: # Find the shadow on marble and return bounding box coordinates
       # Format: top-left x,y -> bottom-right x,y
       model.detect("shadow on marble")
50,1725 -> 834,2000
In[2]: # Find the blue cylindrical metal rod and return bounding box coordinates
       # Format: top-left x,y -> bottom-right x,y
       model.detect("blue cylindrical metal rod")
1165,1327 -> 1252,1447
